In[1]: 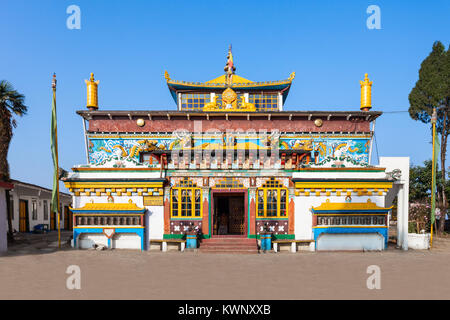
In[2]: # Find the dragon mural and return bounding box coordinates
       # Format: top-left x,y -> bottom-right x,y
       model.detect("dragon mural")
87,135 -> 371,167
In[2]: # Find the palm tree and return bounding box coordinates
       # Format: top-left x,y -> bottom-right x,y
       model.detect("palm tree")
0,80 -> 27,241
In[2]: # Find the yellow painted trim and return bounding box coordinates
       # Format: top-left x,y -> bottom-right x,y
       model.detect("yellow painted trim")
295,181 -> 393,189
70,202 -> 145,211
64,181 -> 164,189
312,199 -> 393,211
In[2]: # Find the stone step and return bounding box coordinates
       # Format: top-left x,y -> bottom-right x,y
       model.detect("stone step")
201,238 -> 256,243
200,243 -> 257,248
199,248 -> 259,254
199,237 -> 258,253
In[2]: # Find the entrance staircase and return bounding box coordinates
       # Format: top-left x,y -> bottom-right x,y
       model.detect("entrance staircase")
199,236 -> 259,254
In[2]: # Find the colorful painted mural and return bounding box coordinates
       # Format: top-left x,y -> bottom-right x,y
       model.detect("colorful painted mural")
87,135 -> 371,167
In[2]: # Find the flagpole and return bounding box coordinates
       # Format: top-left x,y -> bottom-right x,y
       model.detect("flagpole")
52,74 -> 61,249
430,107 -> 437,249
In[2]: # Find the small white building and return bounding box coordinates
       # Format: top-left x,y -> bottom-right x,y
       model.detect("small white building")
8,180 -> 72,233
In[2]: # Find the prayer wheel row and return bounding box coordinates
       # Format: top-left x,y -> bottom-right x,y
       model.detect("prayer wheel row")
76,216 -> 140,226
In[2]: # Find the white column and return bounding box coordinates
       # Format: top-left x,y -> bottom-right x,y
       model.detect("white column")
396,185 -> 409,250
396,185 -> 403,249
401,183 -> 409,250
278,93 -> 283,111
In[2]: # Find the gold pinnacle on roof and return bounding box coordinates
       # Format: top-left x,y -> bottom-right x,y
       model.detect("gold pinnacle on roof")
224,45 -> 236,86
360,73 -> 372,111
85,73 -> 100,110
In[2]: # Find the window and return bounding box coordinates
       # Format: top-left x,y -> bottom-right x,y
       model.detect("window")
9,196 -> 14,220
257,178 -> 288,218
171,178 -> 202,218
249,93 -> 279,111
141,153 -> 159,165
32,200 -> 38,220
43,200 -> 48,220
180,93 -> 211,111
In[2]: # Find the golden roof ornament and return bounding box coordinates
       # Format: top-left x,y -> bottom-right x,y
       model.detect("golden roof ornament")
222,87 -> 238,106
51,73 -> 57,90
360,73 -> 372,111
289,72 -> 296,81
224,45 -> 236,86
85,73 -> 100,110
164,70 -> 170,81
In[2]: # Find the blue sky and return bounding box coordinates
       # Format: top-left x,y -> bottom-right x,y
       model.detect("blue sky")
1,0 -> 449,191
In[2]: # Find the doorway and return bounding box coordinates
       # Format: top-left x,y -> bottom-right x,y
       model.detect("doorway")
213,194 -> 246,236
19,199 -> 29,233
64,206 -> 71,230
50,208 -> 56,230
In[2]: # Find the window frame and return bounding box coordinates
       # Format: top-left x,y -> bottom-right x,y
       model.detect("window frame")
170,185 -> 202,218
9,196 -> 14,220
249,93 -> 279,111
43,200 -> 49,221
180,93 -> 211,111
31,200 -> 38,220
256,183 -> 288,218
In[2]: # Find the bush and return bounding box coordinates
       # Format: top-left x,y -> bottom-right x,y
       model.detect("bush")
409,202 -> 431,233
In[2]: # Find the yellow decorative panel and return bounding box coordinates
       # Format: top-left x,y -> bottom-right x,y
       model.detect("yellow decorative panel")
143,196 -> 164,206
312,199 -> 392,212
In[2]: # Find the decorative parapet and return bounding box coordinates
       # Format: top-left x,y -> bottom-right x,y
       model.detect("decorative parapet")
311,199 -> 393,213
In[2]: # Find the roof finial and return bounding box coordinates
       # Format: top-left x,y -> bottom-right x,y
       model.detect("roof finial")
85,73 -> 100,110
360,73 -> 372,111
224,44 -> 236,86
52,73 -> 57,90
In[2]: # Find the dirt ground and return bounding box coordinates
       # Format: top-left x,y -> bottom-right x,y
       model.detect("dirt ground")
1,231 -> 449,300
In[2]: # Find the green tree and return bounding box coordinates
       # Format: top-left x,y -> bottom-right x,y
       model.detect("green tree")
409,41 -> 450,233
0,80 -> 28,241
410,160 -> 450,204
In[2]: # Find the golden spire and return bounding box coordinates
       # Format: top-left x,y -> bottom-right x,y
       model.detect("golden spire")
85,73 -> 100,110
224,45 -> 236,86
360,73 -> 372,111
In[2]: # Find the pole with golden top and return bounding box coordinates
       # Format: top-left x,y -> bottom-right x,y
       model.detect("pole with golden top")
51,73 -> 61,249
85,73 -> 99,110
360,73 -> 373,111
430,107 -> 437,248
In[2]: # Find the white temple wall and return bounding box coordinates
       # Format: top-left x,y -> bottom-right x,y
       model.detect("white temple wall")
146,206 -> 164,240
